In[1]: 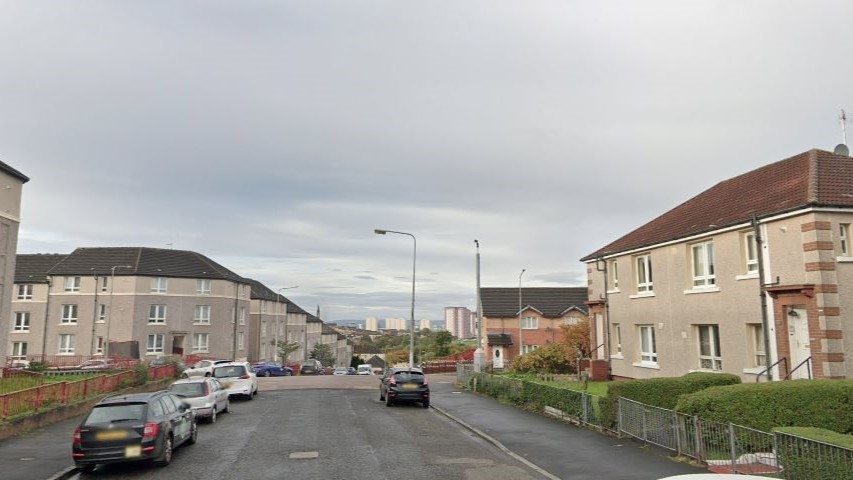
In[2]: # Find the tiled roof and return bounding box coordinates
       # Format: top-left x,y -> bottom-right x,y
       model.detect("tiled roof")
306,314 -> 323,323
0,159 -> 29,183
480,287 -> 589,317
286,301 -> 309,316
14,254 -> 67,283
581,149 -> 853,261
47,247 -> 246,282
245,278 -> 292,303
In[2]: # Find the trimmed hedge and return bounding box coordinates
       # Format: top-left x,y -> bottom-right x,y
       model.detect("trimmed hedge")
470,373 -> 595,420
774,427 -> 853,480
675,379 -> 853,434
600,372 -> 741,427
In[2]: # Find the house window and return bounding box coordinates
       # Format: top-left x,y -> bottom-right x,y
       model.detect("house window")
239,307 -> 246,325
841,223 -> 850,256
147,334 -> 164,354
744,232 -> 758,273
697,325 -> 722,370
94,336 -> 104,355
691,241 -> 716,287
98,304 -> 107,323
58,334 -> 76,354
610,261 -> 619,289
148,305 -> 167,324
749,324 -> 766,367
194,305 -> 211,324
261,321 -> 267,336
238,332 -> 244,350
64,276 -> 81,292
17,284 -> 33,300
521,316 -> 538,329
635,254 -> 653,293
197,279 -> 211,295
521,344 -> 539,354
61,304 -> 78,324
150,277 -> 168,294
613,323 -> 622,355
13,312 -> 30,331
11,341 -> 27,358
638,325 -> 657,364
193,333 -> 209,353
100,276 -> 109,292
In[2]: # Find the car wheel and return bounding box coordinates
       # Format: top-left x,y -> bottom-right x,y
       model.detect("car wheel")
209,408 -> 217,424
422,401 -> 430,409
223,400 -> 230,413
246,393 -> 253,400
385,395 -> 393,407
154,436 -> 173,466
379,390 -> 385,401
76,463 -> 96,473
204,372 -> 211,377
264,371 -> 271,377
187,422 -> 198,445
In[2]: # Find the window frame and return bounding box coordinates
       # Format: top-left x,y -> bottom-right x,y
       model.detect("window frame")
261,321 -> 267,336
749,323 -> 766,368
613,323 -> 622,356
13,312 -> 30,332
691,240 -> 716,288
94,336 -> 104,355
58,334 -> 76,354
610,260 -> 619,289
150,277 -> 168,294
238,332 -> 244,350
11,341 -> 28,358
194,305 -> 211,325
196,279 -> 211,295
638,325 -> 657,365
60,304 -> 78,324
148,304 -> 167,324
97,304 -> 107,323
635,254 -> 653,293
520,344 -> 539,354
64,276 -> 81,293
100,276 -> 109,293
520,315 -> 538,329
146,334 -> 165,354
841,223 -> 850,256
744,232 -> 758,273
17,284 -> 34,300
239,306 -> 246,325
697,324 -> 722,371
193,333 -> 209,353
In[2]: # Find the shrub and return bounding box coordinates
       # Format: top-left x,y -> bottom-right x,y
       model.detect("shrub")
134,364 -> 149,385
28,362 -> 47,372
509,343 -> 577,374
675,379 -> 853,434
470,372 -> 591,418
600,372 -> 741,427
774,427 -> 853,480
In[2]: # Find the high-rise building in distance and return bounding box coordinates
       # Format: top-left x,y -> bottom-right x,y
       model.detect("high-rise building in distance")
365,317 -> 378,332
444,307 -> 474,338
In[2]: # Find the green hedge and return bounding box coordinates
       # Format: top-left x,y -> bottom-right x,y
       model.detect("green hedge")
675,379 -> 853,434
774,427 -> 853,480
600,372 -> 741,427
469,373 -> 594,420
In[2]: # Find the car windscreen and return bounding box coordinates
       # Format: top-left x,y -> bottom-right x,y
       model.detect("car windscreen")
334,368 -> 347,372
393,372 -> 425,383
214,365 -> 246,378
169,382 -> 206,397
84,403 -> 146,425
357,366 -> 371,371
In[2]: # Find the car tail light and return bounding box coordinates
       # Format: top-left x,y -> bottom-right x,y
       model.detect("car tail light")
388,377 -> 397,386
142,422 -> 159,442
73,426 -> 82,447
239,374 -> 250,379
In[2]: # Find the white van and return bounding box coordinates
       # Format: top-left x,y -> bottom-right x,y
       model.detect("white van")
356,364 -> 373,375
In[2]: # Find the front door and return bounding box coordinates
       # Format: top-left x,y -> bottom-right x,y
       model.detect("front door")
788,307 -> 811,379
493,346 -> 504,369
172,335 -> 185,356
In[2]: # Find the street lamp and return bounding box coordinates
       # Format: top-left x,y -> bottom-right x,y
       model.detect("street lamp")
273,286 -> 298,362
374,228 -> 416,369
518,268 -> 526,359
105,265 -> 133,358
473,240 -> 485,372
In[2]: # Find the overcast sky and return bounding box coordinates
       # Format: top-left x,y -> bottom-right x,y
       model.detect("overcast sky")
2,1 -> 852,322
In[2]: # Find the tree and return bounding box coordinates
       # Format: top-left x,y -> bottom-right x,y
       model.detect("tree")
349,355 -> 362,368
433,330 -> 454,357
558,319 -> 592,358
274,340 -> 301,362
309,343 -> 336,367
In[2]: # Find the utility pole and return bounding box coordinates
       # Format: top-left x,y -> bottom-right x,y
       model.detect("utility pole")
473,240 -> 485,371
518,269 -> 526,358
753,215 -> 774,381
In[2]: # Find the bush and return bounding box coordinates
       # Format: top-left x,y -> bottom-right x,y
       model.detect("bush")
508,343 -> 577,374
134,364 -> 149,385
774,427 -> 853,480
470,372 -> 590,418
28,361 -> 47,372
600,372 -> 741,427
675,379 -> 853,434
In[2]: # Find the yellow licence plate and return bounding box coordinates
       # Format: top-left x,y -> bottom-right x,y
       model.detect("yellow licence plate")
95,430 -> 128,441
125,445 -> 142,458
402,383 -> 418,390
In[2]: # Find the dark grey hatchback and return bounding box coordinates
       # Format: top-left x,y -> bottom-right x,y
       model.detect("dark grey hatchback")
379,367 -> 430,408
72,391 -> 197,472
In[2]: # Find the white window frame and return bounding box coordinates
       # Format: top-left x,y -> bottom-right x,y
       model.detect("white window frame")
750,324 -> 766,368
521,344 -> 539,354
148,304 -> 167,324
261,321 -> 267,336
744,232 -> 758,273
194,305 -> 211,325
635,254 -> 653,293
58,334 -> 76,354
94,336 -> 104,355
841,223 -> 850,256
150,277 -> 168,294
17,284 -> 33,300
691,241 -> 716,288
239,307 -> 246,325
238,332 -> 244,350
147,334 -> 165,354
610,261 -> 619,289
521,316 -> 538,329
613,323 -> 622,356
100,276 -> 109,292
697,324 -> 722,371
97,304 -> 107,323
64,276 -> 81,292
638,325 -> 657,365
193,333 -> 209,353
197,279 -> 211,295
13,312 -> 30,332
61,304 -> 78,324
11,341 -> 28,358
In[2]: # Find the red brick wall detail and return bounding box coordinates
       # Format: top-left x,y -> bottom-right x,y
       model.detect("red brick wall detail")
772,291 -> 824,378
822,307 -> 840,316
813,352 -> 845,363
801,221 -> 832,232
803,241 -> 835,251
814,284 -> 839,293
818,329 -> 844,339
805,262 -> 836,271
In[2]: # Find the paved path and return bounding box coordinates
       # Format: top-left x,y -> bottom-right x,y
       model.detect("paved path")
429,379 -> 702,480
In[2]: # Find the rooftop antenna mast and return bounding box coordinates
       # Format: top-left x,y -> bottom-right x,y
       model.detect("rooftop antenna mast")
842,109 -> 848,145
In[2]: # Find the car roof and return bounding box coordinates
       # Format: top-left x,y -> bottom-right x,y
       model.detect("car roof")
390,367 -> 424,374
98,391 -> 170,404
213,361 -> 248,367
171,378 -> 208,385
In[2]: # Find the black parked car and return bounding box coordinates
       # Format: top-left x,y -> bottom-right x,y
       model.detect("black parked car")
300,359 -> 324,375
379,367 -> 430,408
72,391 -> 197,472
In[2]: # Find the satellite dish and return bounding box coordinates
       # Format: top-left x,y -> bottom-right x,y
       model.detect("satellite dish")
834,143 -> 850,156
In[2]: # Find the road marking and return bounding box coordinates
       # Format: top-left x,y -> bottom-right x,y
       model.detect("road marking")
289,451 -> 320,459
19,457 -> 35,461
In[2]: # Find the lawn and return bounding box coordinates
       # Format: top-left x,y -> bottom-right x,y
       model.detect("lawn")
503,373 -> 611,397
0,372 -> 103,394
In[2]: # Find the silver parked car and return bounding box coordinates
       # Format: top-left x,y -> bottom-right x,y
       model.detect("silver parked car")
169,377 -> 230,423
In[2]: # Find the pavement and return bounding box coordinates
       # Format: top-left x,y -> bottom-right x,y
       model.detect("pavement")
429,376 -> 702,480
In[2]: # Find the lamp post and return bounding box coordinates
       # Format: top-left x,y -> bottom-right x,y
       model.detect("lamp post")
473,240 -> 485,371
518,269 -> 526,359
105,265 -> 133,358
374,228 -> 416,369
273,286 -> 298,362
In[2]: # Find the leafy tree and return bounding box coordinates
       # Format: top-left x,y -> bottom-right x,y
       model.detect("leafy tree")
349,355 -> 362,368
559,319 -> 592,358
386,348 -> 409,365
275,340 -> 301,362
309,343 -> 337,367
433,330 -> 454,357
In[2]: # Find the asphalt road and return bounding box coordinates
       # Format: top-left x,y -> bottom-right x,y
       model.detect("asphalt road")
67,379 -> 545,480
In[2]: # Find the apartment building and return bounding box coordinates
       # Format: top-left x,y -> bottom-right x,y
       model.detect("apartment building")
8,254 -> 66,360
385,317 -> 406,331
583,148 -> 853,381
365,316 -> 378,332
419,318 -> 431,331
0,161 -> 29,358
305,314 -> 323,360
444,307 -> 474,339
247,279 -> 289,363
481,287 -> 588,368
285,301 -> 309,362
9,247 -> 252,361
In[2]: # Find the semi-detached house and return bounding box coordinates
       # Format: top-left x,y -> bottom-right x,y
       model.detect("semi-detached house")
583,148 -> 853,381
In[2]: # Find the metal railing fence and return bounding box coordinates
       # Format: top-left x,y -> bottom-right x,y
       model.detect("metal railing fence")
775,430 -> 853,479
